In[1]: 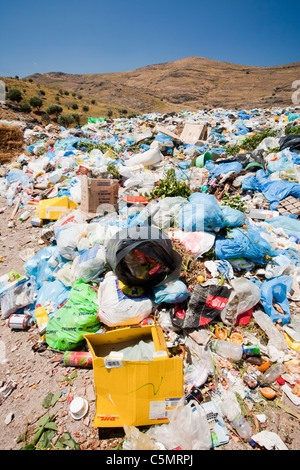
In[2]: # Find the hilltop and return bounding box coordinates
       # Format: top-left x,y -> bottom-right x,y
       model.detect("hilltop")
1,56 -> 300,126
26,56 -> 300,112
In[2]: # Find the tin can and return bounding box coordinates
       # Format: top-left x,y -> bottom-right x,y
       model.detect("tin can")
62,351 -> 93,368
7,314 -> 33,330
31,218 -> 43,227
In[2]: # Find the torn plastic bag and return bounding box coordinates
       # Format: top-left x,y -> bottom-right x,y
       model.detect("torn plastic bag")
255,169 -> 300,209
24,245 -> 66,289
265,215 -> 300,239
279,135 -> 300,152
177,193 -> 225,232
34,280 -> 71,318
45,280 -> 100,351
169,229 -> 215,259
151,280 -> 189,304
96,272 -> 154,327
220,277 -> 261,326
105,226 -> 182,287
260,275 -> 293,325
214,227 -> 275,264
172,280 -> 232,328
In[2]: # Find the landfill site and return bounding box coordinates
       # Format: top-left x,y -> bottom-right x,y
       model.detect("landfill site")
1,104 -> 300,453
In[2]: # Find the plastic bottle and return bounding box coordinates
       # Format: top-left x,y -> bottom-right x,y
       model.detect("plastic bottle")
253,309 -> 288,351
211,340 -> 260,361
220,394 -> 252,441
19,211 -> 30,222
261,363 -> 286,384
34,304 -> 49,336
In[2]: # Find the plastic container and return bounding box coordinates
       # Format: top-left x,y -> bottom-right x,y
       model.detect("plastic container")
34,304 -> 49,336
261,363 -> 286,384
211,340 -> 260,361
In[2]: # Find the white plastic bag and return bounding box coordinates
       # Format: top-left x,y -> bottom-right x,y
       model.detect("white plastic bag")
125,146 -> 163,167
221,277 -> 261,325
170,229 -> 215,258
146,399 -> 211,450
55,223 -> 87,260
97,272 -> 154,327
70,245 -> 106,283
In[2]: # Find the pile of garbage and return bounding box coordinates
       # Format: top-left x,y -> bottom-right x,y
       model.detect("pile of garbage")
1,106 -> 300,451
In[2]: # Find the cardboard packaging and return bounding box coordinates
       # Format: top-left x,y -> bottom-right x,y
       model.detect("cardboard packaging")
80,176 -> 119,215
35,196 -> 77,220
180,123 -> 209,145
84,325 -> 183,428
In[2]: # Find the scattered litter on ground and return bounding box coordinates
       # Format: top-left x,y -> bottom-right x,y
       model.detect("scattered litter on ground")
0,107 -> 300,451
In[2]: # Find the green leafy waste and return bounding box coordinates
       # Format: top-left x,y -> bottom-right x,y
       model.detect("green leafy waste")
224,129 -> 279,156
17,391 -> 80,450
147,168 -> 192,201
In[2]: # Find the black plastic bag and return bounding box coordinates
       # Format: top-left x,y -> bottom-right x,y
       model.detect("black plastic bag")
105,226 -> 182,287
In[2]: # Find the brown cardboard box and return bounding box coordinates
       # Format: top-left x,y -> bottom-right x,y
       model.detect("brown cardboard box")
180,123 -> 208,145
80,176 -> 119,215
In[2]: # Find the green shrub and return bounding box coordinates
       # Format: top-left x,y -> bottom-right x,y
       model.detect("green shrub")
20,102 -> 32,113
7,89 -> 22,102
46,104 -> 63,118
29,96 -> 43,110
58,114 -> 74,127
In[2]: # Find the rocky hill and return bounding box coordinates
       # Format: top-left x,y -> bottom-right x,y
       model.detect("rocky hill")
26,56 -> 300,112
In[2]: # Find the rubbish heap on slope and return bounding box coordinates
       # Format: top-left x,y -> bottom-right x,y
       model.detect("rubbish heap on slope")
0,106 -> 300,450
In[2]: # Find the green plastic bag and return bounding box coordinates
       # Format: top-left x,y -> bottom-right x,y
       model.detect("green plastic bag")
45,280 -> 100,351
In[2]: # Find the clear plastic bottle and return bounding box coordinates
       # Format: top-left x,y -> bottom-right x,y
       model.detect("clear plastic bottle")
220,394 -> 252,441
211,340 -> 260,361
253,309 -> 287,350
261,363 -> 286,384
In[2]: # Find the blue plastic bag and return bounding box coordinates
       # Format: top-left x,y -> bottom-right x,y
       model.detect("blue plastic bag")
33,280 -> 71,319
215,227 -> 275,264
221,205 -> 246,227
266,215 -> 300,240
151,280 -> 189,304
260,275 -> 293,325
178,193 -> 225,232
24,246 -> 67,289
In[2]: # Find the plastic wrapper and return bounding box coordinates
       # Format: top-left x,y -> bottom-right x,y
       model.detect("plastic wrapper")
97,272 -> 154,327
1,277 -> 37,319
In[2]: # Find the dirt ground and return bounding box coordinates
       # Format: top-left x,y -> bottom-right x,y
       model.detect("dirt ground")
0,195 -> 300,452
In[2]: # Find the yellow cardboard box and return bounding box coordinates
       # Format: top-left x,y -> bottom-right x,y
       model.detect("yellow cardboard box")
35,196 -> 77,220
84,325 -> 183,428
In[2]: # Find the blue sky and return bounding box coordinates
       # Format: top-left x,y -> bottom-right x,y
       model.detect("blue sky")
0,0 -> 299,77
